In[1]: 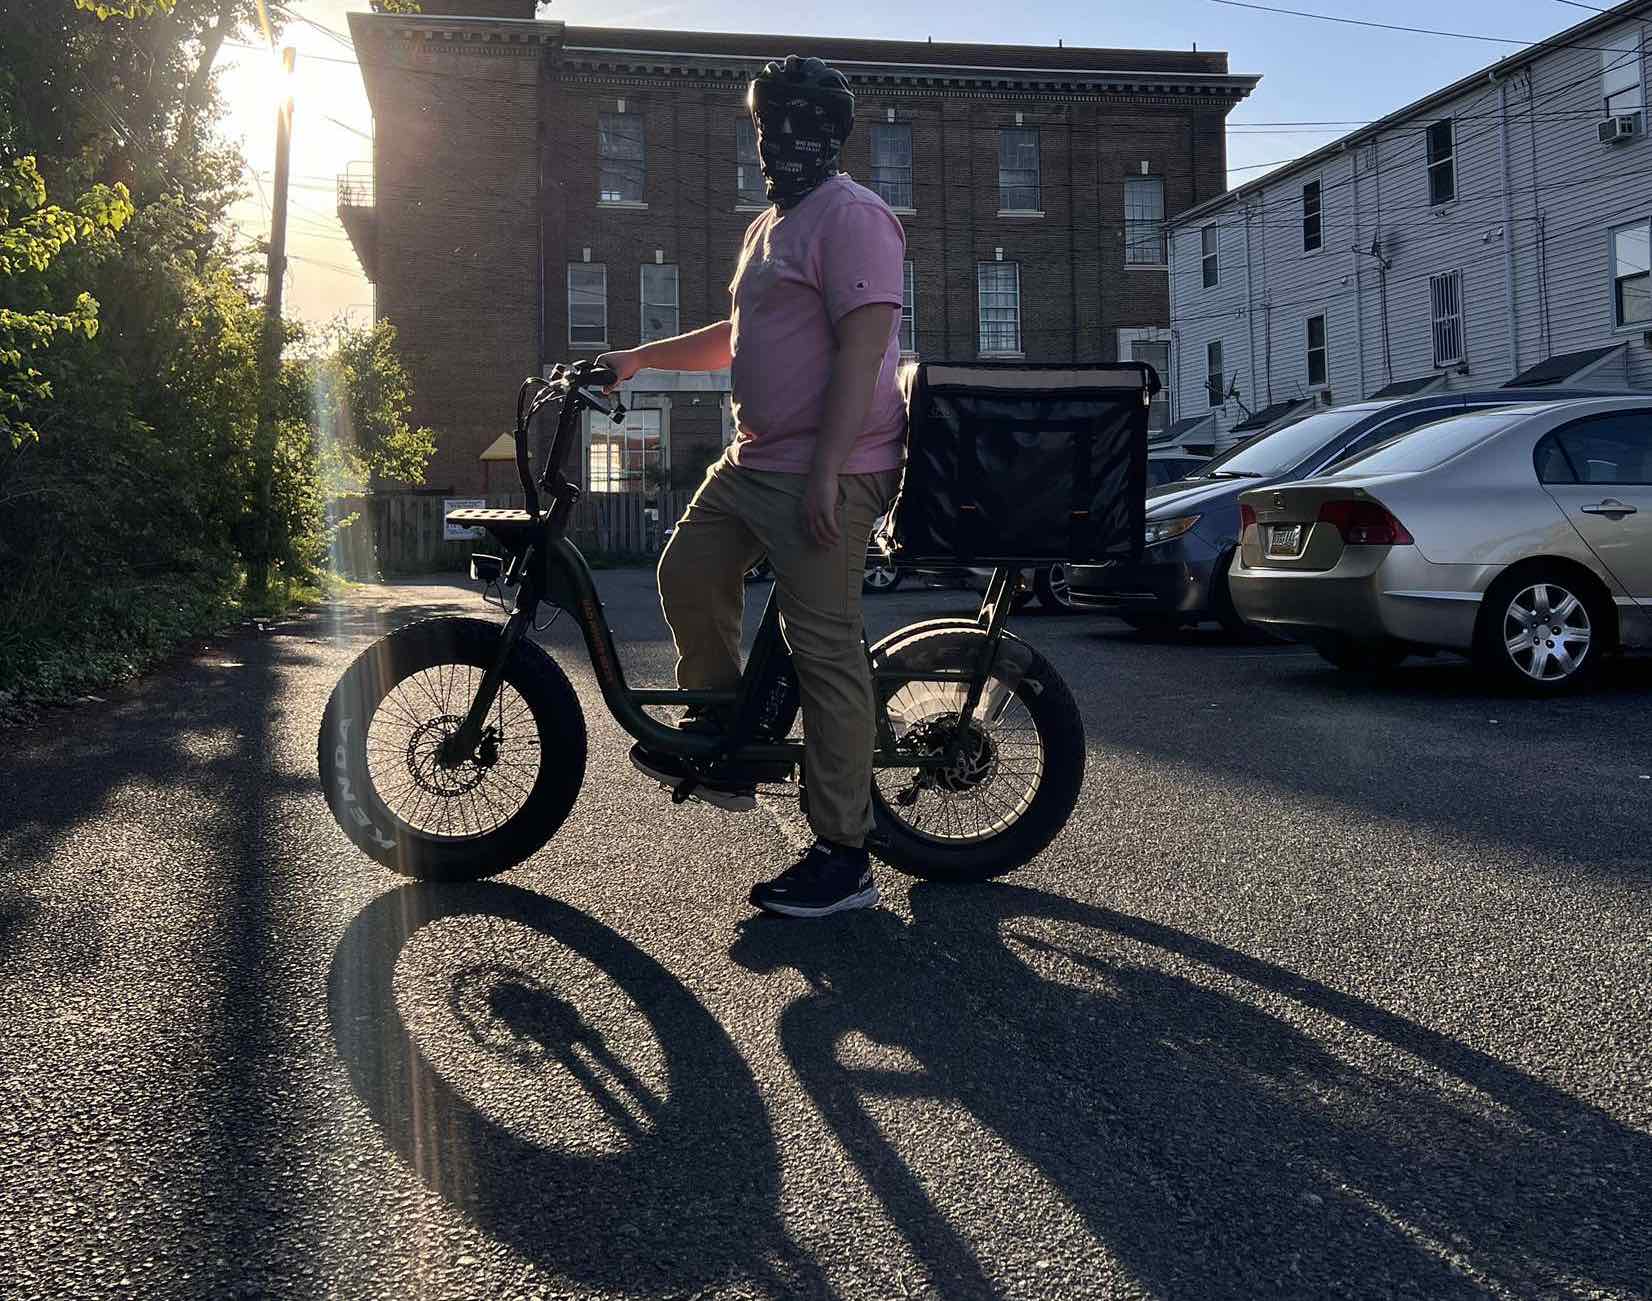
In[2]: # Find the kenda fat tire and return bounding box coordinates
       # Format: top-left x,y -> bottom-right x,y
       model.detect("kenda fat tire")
319,616 -> 586,881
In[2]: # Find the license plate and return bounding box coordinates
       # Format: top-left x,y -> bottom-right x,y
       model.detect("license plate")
1266,524 -> 1305,558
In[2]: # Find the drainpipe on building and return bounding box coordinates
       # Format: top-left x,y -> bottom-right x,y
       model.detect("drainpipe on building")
1244,204 -> 1258,414
1369,142 -> 1393,387
1167,227 -> 1178,423
1350,144 -> 1366,399
1526,70 -> 1550,360
1497,76 -> 1520,377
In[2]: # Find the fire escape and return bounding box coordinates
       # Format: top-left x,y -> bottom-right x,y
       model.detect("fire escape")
336,161 -> 376,283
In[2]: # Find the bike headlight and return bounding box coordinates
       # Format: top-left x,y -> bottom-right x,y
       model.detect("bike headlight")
1143,514 -> 1201,547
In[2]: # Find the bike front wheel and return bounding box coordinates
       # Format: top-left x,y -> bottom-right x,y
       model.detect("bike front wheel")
870,627 -> 1085,881
319,616 -> 587,881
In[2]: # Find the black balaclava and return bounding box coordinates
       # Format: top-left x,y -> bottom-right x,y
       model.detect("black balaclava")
747,56 -> 855,210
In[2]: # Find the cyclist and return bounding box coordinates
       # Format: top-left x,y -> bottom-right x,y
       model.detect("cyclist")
599,55 -> 906,919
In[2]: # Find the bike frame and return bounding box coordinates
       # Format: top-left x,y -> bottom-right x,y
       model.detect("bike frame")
444,362 -> 1018,786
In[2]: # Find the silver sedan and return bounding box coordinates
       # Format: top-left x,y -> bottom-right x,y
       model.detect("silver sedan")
1229,396 -> 1652,693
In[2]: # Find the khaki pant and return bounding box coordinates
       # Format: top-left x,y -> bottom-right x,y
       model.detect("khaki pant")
657,454 -> 900,848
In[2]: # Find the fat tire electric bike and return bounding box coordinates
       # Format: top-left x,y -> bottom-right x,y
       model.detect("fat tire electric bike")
318,360 -> 1087,884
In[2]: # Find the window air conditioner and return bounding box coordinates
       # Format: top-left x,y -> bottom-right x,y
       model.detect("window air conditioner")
1598,113 -> 1642,144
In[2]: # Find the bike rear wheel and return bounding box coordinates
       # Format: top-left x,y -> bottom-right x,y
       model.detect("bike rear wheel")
319,616 -> 586,881
870,627 -> 1084,881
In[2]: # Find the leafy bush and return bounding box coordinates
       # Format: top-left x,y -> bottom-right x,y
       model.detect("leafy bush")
0,1 -> 432,707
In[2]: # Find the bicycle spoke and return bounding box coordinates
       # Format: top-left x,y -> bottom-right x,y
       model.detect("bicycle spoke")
363,667 -> 543,840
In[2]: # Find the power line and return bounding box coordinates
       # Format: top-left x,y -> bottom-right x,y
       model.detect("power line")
1208,0 -> 1638,53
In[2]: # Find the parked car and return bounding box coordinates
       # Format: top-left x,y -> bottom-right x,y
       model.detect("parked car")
1147,448 -> 1210,489
1067,388 -> 1635,634
1230,396 -> 1652,693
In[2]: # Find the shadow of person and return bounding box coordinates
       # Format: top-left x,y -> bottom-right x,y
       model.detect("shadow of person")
329,882 -> 828,1297
730,885 -> 1651,1300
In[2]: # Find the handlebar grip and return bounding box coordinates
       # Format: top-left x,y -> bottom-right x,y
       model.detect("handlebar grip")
583,363 -> 619,389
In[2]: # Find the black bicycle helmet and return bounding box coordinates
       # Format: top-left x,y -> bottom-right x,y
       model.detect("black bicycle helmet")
747,55 -> 855,208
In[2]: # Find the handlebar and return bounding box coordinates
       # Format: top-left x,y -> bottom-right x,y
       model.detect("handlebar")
513,361 -> 627,516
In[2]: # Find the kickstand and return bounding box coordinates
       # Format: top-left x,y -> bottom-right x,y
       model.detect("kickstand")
671,777 -> 702,805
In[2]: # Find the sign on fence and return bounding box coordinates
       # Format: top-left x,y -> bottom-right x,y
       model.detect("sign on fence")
442,498 -> 486,540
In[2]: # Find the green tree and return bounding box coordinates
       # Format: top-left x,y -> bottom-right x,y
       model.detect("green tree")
308,319 -> 438,493
0,157 -> 133,446
71,0 -> 176,17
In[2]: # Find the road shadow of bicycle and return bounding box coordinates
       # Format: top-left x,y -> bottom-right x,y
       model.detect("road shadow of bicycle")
328,882 -> 825,1297
730,883 -> 1651,1299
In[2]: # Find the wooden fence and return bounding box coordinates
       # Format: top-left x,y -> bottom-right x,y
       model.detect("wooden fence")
334,490 -> 695,576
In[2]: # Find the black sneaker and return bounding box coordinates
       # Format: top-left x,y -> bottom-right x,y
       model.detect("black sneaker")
630,744 -> 756,812
749,840 -> 879,918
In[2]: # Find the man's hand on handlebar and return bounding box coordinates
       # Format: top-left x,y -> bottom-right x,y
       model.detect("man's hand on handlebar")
594,349 -> 642,395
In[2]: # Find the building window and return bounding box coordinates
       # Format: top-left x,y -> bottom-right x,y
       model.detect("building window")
1201,224 -> 1219,288
568,263 -> 607,346
1603,33 -> 1645,117
977,262 -> 1021,355
1124,176 -> 1165,265
1122,333 -> 1171,434
871,123 -> 914,210
641,263 -> 678,344
589,406 -> 663,493
1306,314 -> 1328,387
1613,221 -> 1652,327
901,260 -> 916,353
1426,119 -> 1455,206
1206,339 -> 1224,408
998,128 -> 1040,212
1430,270 -> 1464,367
1302,179 -> 1322,253
735,118 -> 764,206
598,112 -> 645,204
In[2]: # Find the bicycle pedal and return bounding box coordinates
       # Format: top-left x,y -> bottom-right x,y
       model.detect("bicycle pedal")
670,777 -> 700,805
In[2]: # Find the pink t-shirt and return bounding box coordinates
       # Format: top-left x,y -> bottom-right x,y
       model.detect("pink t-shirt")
726,175 -> 907,475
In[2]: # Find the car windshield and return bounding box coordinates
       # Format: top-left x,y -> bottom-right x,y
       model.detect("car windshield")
1192,408 -> 1375,479
1323,408 -> 1533,476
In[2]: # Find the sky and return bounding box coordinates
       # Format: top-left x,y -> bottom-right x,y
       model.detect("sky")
214,0 -> 1620,324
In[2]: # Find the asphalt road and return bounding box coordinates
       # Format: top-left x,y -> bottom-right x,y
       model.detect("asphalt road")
2,568 -> 1649,1300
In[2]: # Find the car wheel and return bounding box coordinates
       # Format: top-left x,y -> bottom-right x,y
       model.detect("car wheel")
1209,549 -> 1254,638
1033,563 -> 1078,614
1314,638 -> 1409,673
1473,569 -> 1607,695
863,559 -> 902,594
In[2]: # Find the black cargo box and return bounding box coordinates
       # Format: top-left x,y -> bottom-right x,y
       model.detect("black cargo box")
884,362 -> 1158,565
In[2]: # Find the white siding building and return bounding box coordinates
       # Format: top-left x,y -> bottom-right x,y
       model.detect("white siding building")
1165,0 -> 1652,451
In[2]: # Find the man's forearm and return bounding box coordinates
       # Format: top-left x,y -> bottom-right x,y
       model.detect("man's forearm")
629,320 -> 733,373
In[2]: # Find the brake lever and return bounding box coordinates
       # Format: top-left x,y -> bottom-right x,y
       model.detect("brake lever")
577,386 -> 627,424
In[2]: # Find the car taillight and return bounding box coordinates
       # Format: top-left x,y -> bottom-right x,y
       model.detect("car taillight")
1316,499 -> 1414,545
1239,503 -> 1257,532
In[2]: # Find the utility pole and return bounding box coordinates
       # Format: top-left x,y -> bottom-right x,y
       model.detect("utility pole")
250,46 -> 296,599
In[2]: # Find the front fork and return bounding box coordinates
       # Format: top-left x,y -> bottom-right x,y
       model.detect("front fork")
439,574 -> 538,769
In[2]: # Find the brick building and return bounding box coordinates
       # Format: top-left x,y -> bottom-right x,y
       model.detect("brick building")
338,1 -> 1258,495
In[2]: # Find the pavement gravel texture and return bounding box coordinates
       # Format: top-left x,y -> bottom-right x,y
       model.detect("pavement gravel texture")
1,568 -> 1649,1300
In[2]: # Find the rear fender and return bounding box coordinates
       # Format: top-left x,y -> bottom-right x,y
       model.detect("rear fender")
871,621 -> 1039,727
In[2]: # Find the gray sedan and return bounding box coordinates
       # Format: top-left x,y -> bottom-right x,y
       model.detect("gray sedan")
1066,388 -> 1615,634
1230,397 -> 1652,693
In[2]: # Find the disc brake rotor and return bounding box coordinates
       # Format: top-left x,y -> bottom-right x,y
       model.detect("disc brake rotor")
896,715 -> 998,800
407,714 -> 492,797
